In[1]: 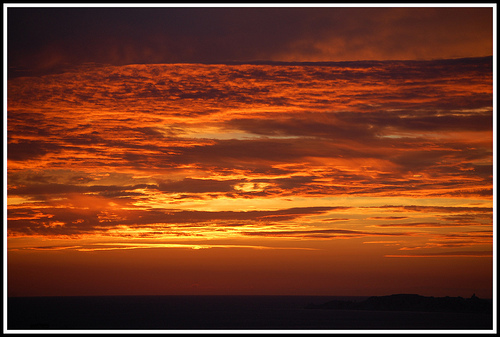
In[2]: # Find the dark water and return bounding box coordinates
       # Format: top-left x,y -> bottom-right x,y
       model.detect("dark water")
7,295 -> 493,331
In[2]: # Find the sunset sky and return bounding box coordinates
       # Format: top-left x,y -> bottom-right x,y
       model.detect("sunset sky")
5,4 -> 496,298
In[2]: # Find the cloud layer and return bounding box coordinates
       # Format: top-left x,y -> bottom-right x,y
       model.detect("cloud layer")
7,58 -> 493,265
7,6 -> 493,77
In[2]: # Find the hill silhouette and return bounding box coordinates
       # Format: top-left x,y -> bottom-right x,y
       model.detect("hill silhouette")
308,294 -> 492,314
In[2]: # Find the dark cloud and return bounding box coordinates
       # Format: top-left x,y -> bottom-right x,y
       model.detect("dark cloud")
7,6 -> 493,77
342,111 -> 493,133
123,207 -> 343,225
157,178 -> 241,193
171,138 -> 312,166
8,140 -> 64,161
8,183 -> 156,197
435,231 -> 493,240
373,222 -> 488,228
226,111 -> 493,152
226,115 -> 377,141
440,214 -> 492,222
7,205 -> 343,236
367,216 -> 409,220
368,206 -> 492,214
243,228 -> 412,239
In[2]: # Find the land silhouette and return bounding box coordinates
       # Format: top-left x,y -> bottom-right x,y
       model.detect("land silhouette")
307,293 -> 492,314
7,294 -> 493,330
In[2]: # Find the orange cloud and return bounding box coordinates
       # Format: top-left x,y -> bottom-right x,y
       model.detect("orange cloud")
6,54 -> 493,298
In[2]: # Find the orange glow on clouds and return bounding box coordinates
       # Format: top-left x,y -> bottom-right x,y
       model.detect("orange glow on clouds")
6,57 -> 494,297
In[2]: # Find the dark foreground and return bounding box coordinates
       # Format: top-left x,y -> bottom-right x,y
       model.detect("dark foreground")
308,294 -> 493,314
7,295 -> 493,331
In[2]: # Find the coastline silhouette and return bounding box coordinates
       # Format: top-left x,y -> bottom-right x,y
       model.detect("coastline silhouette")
307,293 -> 492,314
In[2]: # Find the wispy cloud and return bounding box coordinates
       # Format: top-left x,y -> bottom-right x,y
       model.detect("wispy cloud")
385,251 -> 492,258
243,228 -> 414,239
371,222 -> 490,228
10,242 -> 319,252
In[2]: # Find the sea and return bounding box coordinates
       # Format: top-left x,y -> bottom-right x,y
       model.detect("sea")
7,295 -> 493,331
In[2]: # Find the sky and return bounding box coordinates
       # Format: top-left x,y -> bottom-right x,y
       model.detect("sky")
4,4 -> 496,298
7,5 -> 494,76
